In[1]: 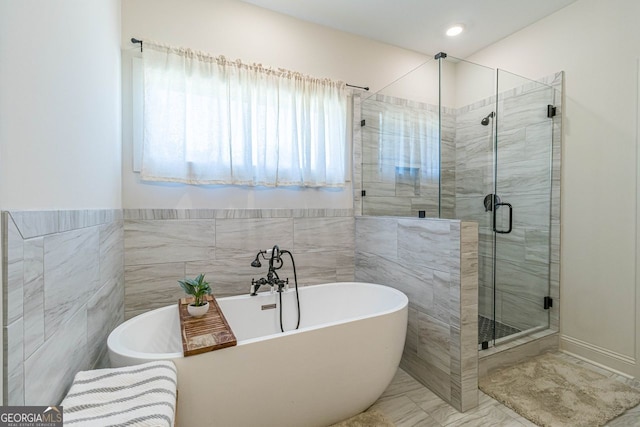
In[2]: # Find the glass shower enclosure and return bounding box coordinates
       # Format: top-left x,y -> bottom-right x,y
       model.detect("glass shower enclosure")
360,54 -> 558,348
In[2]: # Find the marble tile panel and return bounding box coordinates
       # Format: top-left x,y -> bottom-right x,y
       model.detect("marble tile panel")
404,305 -> 418,356
335,250 -> 355,282
355,217 -> 398,258
408,371 -> 466,422
355,253 -> 435,315
431,270 -> 452,325
5,214 -> 24,325
24,308 -> 88,405
453,196 -> 491,227
368,394 -> 436,427
213,209 -> 257,219
455,132 -> 493,170
87,275 -> 124,365
409,199 -> 439,219
455,167 -> 490,197
380,367 -> 426,399
395,171 -> 420,198
124,262 -> 185,314
405,383 -> 447,411
449,326 -> 462,410
460,223 -> 478,284
524,228 -> 550,264
124,219 -> 214,266
215,218 -> 293,257
478,254 -> 494,290
417,312 -> 450,374
92,346 -> 112,370
100,220 -> 124,284
495,258 -> 548,301
43,227 -> 100,339
9,211 -> 59,238
447,403 -> 524,427
501,86 -> 553,129
122,209 -> 180,220
293,217 -> 354,252
495,159 -> 551,196
187,249 -> 349,296
5,319 -> 24,405
525,122 -> 553,161
478,284 -> 497,319
499,291 -> 548,331
23,237 -> 44,359
124,309 -> 148,321
186,257 -> 281,298
397,219 -> 453,273
363,196 -> 413,217
58,210 -> 105,232
178,209 -> 216,219
280,251 -> 339,286
440,207 -> 455,220
362,161 -> 395,183
492,229 -> 527,263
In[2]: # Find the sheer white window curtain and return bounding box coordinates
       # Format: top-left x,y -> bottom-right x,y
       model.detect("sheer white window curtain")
141,41 -> 348,187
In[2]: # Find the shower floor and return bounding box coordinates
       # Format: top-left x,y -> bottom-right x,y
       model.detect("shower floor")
478,315 -> 521,344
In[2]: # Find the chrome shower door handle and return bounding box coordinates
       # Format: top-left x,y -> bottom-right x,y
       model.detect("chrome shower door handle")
493,202 -> 513,234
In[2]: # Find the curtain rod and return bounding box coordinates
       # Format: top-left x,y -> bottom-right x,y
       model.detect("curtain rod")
130,38 -> 368,90
131,38 -> 143,52
346,84 -> 370,91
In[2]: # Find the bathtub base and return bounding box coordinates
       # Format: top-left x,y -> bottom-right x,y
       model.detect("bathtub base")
173,309 -> 405,427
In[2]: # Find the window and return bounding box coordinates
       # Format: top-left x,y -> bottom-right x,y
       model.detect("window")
137,41 -> 348,187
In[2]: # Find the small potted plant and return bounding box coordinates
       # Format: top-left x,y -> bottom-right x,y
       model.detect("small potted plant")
178,273 -> 212,318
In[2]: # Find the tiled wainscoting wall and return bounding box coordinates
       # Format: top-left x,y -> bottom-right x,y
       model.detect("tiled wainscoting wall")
123,209 -> 355,319
355,217 -> 479,412
2,208 -> 479,413
2,210 -> 124,405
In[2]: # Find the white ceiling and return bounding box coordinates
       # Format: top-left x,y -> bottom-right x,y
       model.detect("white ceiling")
238,0 -> 578,58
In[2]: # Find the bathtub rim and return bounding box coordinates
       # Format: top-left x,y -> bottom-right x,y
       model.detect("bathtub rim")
108,281 -> 408,361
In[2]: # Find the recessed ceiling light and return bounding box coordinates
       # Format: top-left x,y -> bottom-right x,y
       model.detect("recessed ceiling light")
446,25 -> 464,37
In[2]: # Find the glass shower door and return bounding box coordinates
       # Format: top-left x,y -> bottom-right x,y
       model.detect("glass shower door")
490,69 -> 555,344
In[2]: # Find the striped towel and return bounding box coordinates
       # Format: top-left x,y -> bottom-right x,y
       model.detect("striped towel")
60,361 -> 177,427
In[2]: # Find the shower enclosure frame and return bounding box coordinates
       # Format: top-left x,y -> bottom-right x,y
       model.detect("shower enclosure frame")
356,53 -> 562,352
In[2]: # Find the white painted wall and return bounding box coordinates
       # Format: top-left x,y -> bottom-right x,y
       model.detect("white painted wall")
468,0 -> 640,377
0,0 -> 122,210
121,0 -> 431,209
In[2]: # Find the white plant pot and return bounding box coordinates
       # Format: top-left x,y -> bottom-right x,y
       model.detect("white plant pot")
187,301 -> 209,318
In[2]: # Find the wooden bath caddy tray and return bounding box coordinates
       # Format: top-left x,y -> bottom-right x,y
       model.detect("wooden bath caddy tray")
178,294 -> 237,357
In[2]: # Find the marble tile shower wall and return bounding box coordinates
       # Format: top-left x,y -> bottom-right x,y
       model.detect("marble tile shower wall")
2,210 -> 124,405
454,72 -> 562,334
355,217 -> 478,412
359,94 -> 456,218
123,209 -> 355,319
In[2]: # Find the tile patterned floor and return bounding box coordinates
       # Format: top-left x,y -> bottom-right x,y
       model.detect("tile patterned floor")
370,352 -> 640,426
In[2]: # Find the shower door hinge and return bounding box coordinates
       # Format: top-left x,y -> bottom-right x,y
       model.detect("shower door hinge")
360,119 -> 366,127
361,190 -> 366,197
547,105 -> 557,118
543,296 -> 553,310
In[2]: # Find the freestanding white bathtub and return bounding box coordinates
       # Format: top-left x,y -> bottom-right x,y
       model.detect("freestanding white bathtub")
108,282 -> 408,427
